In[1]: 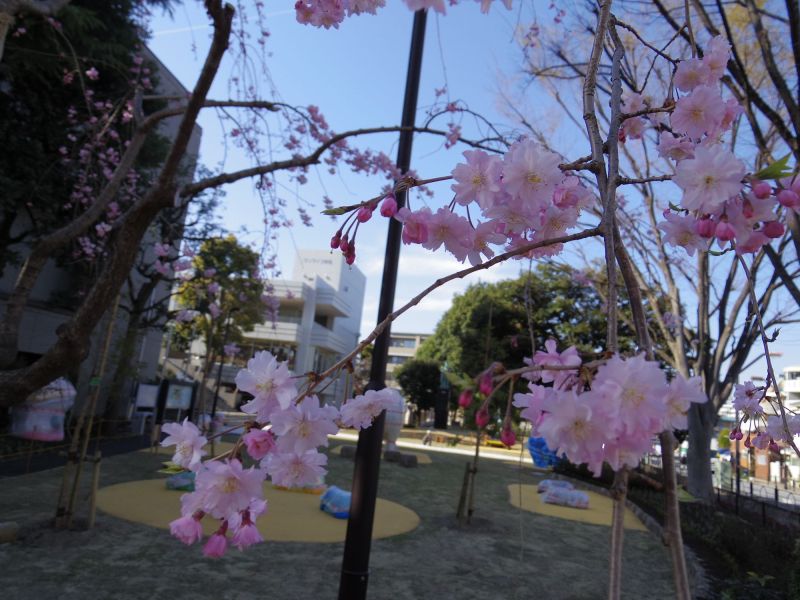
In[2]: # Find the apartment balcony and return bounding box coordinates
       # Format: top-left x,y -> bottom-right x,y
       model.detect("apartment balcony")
311,322 -> 350,354
246,320 -> 301,343
782,379 -> 800,394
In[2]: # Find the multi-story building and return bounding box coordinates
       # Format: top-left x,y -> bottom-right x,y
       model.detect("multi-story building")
184,250 -> 366,411
385,332 -> 430,390
0,47 -> 201,421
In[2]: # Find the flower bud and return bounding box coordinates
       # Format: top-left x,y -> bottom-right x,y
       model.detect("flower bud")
715,221 -> 736,242
762,220 -> 785,239
356,205 -> 373,223
478,368 -> 494,396
380,195 -> 398,218
458,389 -> 473,408
752,181 -> 772,199
777,189 -> 800,208
330,231 -> 341,249
475,406 -> 490,429
339,235 -> 349,253
694,218 -> 715,238
500,425 -> 516,447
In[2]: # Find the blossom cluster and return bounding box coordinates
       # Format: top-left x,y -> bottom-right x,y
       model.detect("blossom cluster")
403,141 -> 592,264
730,380 -> 800,452
654,37 -> 797,256
511,341 -> 707,476
161,350 -> 399,556
295,0 -> 512,29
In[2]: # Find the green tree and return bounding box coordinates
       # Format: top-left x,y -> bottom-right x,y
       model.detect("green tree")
417,263 -> 630,385
395,359 -> 441,424
173,235 -> 264,414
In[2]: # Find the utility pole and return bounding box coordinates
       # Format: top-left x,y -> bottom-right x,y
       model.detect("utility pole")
338,9 -> 427,600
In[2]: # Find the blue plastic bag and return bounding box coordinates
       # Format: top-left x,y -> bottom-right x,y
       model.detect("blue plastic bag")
320,485 -> 351,519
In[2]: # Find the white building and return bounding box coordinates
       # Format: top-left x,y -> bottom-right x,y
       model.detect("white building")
187,250 -> 366,410
385,332 -> 430,390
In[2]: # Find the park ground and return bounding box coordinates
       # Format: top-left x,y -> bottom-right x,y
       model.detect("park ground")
0,436 -> 685,600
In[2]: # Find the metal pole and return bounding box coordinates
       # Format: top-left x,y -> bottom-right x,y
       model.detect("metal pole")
338,10 -> 427,600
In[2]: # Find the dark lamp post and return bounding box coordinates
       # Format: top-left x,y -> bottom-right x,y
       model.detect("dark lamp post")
338,9 -> 427,600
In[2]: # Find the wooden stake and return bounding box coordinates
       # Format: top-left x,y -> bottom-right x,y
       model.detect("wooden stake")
87,450 -> 102,529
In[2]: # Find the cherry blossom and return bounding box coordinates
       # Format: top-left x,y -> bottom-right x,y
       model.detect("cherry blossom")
340,388 -> 399,430
270,395 -> 340,453
160,418 -> 207,471
266,450 -> 328,487
235,351 -> 298,422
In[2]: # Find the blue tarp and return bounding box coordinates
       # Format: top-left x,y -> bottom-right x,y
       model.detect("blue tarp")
528,436 -> 560,468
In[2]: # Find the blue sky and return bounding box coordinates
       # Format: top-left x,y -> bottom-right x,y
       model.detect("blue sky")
144,2 -> 800,381
147,2 -> 551,336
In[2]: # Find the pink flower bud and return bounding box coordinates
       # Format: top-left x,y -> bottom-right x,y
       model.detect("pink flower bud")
777,189 -> 800,208
478,368 -> 494,396
339,235 -> 349,253
345,246 -> 356,265
762,221 -> 785,239
380,195 -> 398,218
458,389 -> 473,408
744,435 -> 751,449
715,221 -> 737,242
694,218 -> 716,238
356,205 -> 373,223
768,441 -> 780,453
729,429 -> 738,441
752,181 -> 772,199
243,429 -> 275,460
202,532 -> 228,558
500,425 -> 516,447
475,406 -> 490,429
330,231 -> 341,249
742,199 -> 755,219
735,430 -> 744,441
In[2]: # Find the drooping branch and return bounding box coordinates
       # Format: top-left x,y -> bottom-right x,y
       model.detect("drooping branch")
0,0 -> 236,408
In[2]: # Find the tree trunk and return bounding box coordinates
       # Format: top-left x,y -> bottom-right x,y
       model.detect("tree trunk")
686,400 -> 715,502
102,312 -> 139,426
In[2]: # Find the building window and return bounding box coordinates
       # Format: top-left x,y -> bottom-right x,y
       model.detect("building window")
388,355 -> 409,364
389,337 -> 416,348
314,313 -> 332,329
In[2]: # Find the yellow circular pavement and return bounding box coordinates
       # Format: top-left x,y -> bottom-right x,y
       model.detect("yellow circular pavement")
508,484 -> 647,531
97,479 -> 420,543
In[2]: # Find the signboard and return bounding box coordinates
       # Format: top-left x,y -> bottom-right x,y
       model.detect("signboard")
166,382 -> 193,410
135,383 -> 159,409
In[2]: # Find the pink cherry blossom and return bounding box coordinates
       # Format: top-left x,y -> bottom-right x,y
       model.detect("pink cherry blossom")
266,450 -> 327,487
236,351 -> 298,422
169,514 -> 204,545
161,418 -> 207,471
532,339 -> 581,389
663,375 -> 707,430
674,58 -> 711,92
671,85 -> 724,139
450,149 -> 503,208
732,381 -> 764,417
340,388 -> 398,430
193,459 -> 266,519
395,207 -> 431,245
657,134 -> 695,161
270,395 -> 339,453
502,139 -> 563,207
243,428 -> 276,461
658,212 -> 706,256
673,145 -> 745,213
703,35 -> 731,80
